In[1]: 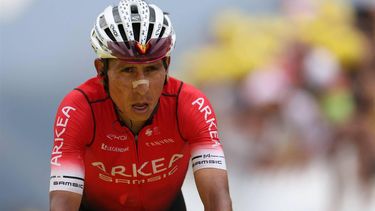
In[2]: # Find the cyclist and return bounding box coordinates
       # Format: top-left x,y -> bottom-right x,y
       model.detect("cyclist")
49,0 -> 232,210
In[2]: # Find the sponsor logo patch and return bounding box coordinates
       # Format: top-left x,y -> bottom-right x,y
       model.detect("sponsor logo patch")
106,134 -> 128,141
101,143 -> 129,153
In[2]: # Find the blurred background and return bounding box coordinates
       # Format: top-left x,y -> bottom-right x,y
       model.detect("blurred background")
1,0 -> 375,210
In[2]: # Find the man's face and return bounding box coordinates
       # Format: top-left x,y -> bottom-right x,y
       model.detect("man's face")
107,59 -> 167,123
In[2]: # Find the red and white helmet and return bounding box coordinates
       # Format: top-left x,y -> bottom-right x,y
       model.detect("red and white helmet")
90,0 -> 176,63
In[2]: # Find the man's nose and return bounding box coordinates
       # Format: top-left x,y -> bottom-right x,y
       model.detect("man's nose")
132,79 -> 149,95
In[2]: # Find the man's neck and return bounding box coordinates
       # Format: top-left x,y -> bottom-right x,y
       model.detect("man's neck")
122,118 -> 145,135
114,106 -> 146,135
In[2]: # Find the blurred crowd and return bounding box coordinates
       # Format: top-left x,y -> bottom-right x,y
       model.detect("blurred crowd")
181,0 -> 375,210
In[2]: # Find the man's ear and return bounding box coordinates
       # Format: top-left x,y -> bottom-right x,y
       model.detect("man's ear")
94,58 -> 105,77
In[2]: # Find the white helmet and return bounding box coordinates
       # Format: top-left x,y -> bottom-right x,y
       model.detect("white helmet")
90,0 -> 176,63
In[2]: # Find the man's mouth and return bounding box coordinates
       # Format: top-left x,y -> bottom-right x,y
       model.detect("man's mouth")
132,103 -> 149,114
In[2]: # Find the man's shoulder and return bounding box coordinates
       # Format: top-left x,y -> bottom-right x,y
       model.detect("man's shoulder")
162,77 -> 183,96
164,77 -> 203,98
74,76 -> 108,102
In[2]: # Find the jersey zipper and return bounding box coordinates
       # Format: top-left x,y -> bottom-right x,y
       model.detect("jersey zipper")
133,131 -> 144,209
134,134 -> 139,162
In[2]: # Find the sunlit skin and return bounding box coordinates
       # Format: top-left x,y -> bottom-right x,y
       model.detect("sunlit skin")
98,58 -> 168,133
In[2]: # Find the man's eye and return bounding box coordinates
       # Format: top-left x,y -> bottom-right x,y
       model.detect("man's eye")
146,66 -> 159,72
121,67 -> 135,73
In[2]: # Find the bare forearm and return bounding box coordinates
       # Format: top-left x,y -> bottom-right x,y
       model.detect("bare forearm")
203,192 -> 232,211
194,169 -> 233,211
50,191 -> 81,211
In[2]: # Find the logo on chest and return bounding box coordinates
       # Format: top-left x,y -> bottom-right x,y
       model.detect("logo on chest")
145,138 -> 175,147
106,134 -> 128,141
144,126 -> 160,137
91,153 -> 184,184
101,143 -> 129,153
100,134 -> 129,153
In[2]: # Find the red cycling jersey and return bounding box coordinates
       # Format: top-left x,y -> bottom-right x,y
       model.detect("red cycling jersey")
49,76 -> 226,210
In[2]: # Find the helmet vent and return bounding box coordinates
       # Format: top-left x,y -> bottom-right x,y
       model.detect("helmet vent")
131,5 -> 138,14
146,23 -> 154,42
132,23 -> 141,42
96,37 -> 105,48
99,15 -> 107,28
104,28 -> 116,43
163,17 -> 168,26
113,6 -> 122,24
149,7 -> 156,22
118,24 -> 130,49
158,26 -> 166,40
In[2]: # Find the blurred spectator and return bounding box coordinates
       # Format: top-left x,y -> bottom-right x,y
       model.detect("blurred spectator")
182,0 -> 375,210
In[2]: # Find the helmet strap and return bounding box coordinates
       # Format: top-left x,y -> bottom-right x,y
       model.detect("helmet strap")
163,57 -> 170,85
102,59 -> 110,95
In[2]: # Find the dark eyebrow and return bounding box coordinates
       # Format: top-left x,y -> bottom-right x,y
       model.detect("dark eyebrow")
120,65 -> 136,69
145,62 -> 162,68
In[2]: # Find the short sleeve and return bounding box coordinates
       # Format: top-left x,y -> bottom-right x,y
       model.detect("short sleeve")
49,90 -> 93,194
178,84 -> 227,172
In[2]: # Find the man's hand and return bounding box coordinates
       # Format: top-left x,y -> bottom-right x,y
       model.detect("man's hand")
194,168 -> 232,211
